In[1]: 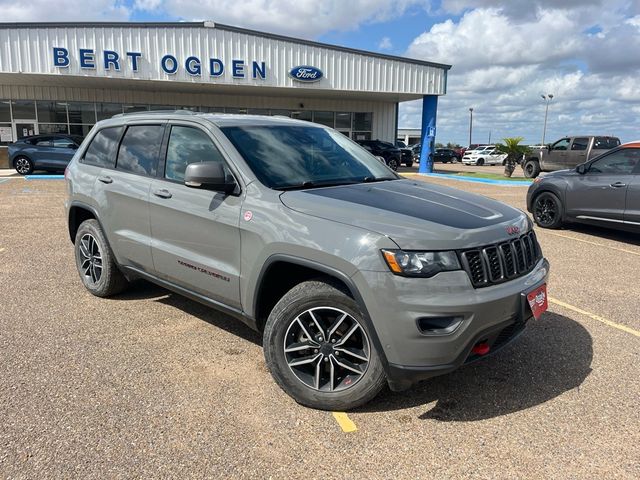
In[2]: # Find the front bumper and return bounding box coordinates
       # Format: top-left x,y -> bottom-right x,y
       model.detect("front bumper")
353,258 -> 549,391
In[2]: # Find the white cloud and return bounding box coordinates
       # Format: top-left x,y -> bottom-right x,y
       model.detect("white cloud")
400,4 -> 640,145
378,36 -> 393,50
0,0 -> 130,21
136,0 -> 424,38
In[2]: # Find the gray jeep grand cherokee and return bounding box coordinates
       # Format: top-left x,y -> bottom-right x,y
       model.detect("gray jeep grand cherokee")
65,112 -> 550,410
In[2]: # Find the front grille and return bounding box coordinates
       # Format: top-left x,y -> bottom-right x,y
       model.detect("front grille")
460,231 -> 542,288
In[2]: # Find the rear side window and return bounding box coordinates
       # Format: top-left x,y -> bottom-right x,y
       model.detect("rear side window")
165,126 -> 226,182
116,125 -> 164,176
83,127 -> 123,168
593,137 -> 621,150
571,138 -> 588,151
35,137 -> 52,147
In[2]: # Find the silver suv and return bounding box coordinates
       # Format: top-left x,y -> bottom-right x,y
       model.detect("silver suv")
65,112 -> 550,410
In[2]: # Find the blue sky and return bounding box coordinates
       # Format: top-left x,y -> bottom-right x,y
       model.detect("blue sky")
2,0 -> 640,146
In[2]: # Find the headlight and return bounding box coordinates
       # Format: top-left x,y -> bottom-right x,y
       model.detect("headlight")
382,249 -> 461,278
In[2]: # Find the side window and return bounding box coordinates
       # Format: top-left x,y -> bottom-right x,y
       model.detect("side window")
588,149 -> 640,175
571,138 -> 588,151
593,137 -> 621,150
53,137 -> 75,148
35,137 -> 52,147
165,126 -> 226,182
83,126 -> 124,168
552,138 -> 570,151
116,125 -> 164,176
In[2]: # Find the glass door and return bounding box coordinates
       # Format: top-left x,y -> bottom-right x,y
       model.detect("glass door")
13,120 -> 38,140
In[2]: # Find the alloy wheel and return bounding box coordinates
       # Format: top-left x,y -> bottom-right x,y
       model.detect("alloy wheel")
388,158 -> 399,171
15,158 -> 31,174
283,307 -> 370,392
78,233 -> 103,284
534,197 -> 557,227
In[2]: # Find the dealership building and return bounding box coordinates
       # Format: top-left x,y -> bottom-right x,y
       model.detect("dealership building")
0,22 -> 449,170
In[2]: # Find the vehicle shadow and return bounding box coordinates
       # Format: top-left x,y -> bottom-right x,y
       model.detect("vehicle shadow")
561,223 -> 640,246
359,312 -> 593,421
114,279 -> 262,346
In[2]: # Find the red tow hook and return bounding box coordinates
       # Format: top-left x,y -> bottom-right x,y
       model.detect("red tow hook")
472,342 -> 490,356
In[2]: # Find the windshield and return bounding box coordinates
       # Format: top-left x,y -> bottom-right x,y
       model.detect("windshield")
221,125 -> 398,189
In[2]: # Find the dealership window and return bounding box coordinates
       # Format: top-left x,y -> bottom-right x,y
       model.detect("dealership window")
353,112 -> 372,132
226,107 -> 248,114
203,107 -> 225,113
0,100 -> 10,122
247,108 -> 269,115
37,101 -> 68,123
313,111 -> 334,128
68,102 -> 96,124
69,124 -> 95,137
270,109 -> 290,117
290,110 -> 312,122
11,100 -> 36,119
97,103 -> 123,121
335,112 -> 352,130
39,123 -> 69,134
150,105 -> 176,111
123,104 -> 149,114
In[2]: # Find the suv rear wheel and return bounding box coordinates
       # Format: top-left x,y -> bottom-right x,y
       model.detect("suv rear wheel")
387,157 -> 399,171
263,280 -> 386,411
74,219 -> 129,297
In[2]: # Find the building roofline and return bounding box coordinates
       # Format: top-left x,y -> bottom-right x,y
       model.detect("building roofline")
0,21 -> 452,71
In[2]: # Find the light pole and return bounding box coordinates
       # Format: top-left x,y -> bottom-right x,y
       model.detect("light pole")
468,108 -> 473,146
541,94 -> 554,145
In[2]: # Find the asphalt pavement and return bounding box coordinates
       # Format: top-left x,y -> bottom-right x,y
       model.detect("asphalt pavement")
0,174 -> 638,478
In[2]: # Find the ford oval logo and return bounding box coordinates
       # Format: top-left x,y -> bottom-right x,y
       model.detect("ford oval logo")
289,65 -> 323,82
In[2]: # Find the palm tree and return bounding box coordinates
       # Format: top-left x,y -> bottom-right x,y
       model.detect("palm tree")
496,137 -> 530,177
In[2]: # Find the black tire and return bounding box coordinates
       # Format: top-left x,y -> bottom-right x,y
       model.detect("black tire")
532,192 -> 563,229
476,158 -> 485,166
387,157 -> 399,171
524,159 -> 541,178
404,160 -> 414,168
74,219 -> 129,297
263,280 -> 386,411
13,156 -> 34,175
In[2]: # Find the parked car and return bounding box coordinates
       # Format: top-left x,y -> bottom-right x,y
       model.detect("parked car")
395,141 -> 414,167
522,136 -> 621,178
9,134 -> 83,175
65,112 -> 548,410
433,148 -> 461,163
357,139 -> 403,170
462,146 -> 506,166
527,141 -> 640,231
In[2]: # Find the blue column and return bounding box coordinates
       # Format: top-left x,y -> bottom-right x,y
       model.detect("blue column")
419,95 -> 438,174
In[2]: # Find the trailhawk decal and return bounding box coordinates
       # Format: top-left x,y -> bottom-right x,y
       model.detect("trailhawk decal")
177,260 -> 230,282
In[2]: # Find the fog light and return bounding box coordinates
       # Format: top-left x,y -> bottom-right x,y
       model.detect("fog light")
417,316 -> 463,336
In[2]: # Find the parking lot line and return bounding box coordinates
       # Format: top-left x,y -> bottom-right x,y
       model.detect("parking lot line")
542,231 -> 640,257
549,296 -> 640,338
332,412 -> 358,432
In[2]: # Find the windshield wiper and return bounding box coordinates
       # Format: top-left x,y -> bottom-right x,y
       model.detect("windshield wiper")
362,176 -> 397,183
276,180 -> 358,191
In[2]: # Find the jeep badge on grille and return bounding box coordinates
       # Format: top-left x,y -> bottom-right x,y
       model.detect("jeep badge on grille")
506,225 -> 520,235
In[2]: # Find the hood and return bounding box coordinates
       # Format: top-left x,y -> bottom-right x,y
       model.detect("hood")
280,179 -> 529,250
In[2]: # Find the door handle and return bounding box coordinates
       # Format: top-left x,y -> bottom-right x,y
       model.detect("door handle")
610,182 -> 627,188
153,188 -> 172,199
98,175 -> 113,184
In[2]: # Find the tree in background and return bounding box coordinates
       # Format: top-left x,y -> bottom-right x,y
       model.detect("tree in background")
496,137 -> 530,177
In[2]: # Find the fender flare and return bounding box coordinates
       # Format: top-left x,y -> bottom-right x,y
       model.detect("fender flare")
252,254 -> 390,371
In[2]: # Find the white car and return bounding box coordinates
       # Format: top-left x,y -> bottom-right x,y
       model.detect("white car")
462,147 -> 507,166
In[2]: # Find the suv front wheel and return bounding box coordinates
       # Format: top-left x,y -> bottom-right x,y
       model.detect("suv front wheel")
263,280 -> 386,411
74,219 -> 129,297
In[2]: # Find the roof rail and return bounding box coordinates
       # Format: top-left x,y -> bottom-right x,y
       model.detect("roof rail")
111,110 -> 199,118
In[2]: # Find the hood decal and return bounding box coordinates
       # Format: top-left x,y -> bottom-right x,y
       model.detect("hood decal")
301,181 -> 509,230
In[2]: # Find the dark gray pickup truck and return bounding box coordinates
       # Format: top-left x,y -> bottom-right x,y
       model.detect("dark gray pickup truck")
523,136 -> 620,178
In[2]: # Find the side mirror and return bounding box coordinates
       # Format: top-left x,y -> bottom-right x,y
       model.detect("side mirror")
576,164 -> 587,174
375,155 -> 386,164
184,161 -> 236,194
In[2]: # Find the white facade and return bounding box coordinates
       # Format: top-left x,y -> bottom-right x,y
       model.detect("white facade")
0,22 -> 449,166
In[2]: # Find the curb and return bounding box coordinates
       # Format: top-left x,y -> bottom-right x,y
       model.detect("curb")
24,174 -> 65,180
415,173 -> 532,187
